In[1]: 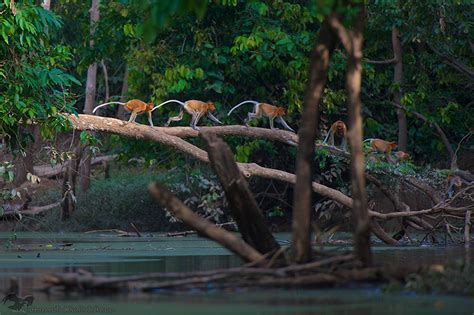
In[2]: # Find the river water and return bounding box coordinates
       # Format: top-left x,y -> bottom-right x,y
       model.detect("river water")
0,232 -> 472,315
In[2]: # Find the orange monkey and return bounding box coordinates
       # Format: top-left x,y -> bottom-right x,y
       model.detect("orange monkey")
152,99 -> 222,130
323,120 -> 348,150
364,138 -> 398,163
93,99 -> 155,126
227,100 -> 294,132
395,151 -> 410,162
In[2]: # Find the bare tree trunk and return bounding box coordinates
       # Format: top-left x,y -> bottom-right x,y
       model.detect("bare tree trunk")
392,28 -> 406,152
343,7 -> 372,267
79,0 -> 100,192
291,19 -> 337,263
202,132 -> 280,255
61,140 -> 81,220
117,65 -> 129,120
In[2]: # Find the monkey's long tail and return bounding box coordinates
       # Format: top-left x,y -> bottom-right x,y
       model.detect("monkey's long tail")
92,102 -> 126,114
362,138 -> 376,143
227,100 -> 259,116
151,100 -> 187,112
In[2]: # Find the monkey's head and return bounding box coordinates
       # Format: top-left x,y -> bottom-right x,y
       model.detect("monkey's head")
276,107 -> 286,116
395,151 -> 410,160
389,141 -> 398,150
447,174 -> 463,188
335,120 -> 346,131
207,101 -> 216,111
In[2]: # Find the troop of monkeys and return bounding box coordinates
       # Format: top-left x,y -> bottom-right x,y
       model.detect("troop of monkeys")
92,98 -> 407,163
92,98 -> 469,198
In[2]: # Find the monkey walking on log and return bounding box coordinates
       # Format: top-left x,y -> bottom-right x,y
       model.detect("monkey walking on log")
323,120 -> 348,150
364,138 -> 398,163
227,100 -> 295,132
152,99 -> 222,130
93,99 -> 155,127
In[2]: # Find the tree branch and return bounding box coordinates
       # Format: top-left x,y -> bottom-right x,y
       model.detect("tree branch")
388,101 -> 455,164
64,114 -> 351,208
148,182 -> 265,264
426,43 -> 474,80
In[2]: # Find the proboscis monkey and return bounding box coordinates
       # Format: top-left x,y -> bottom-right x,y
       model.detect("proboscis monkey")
152,99 -> 222,130
323,120 -> 348,150
395,151 -> 410,162
364,138 -> 398,163
93,99 -> 155,126
227,100 -> 294,132
446,171 -> 474,198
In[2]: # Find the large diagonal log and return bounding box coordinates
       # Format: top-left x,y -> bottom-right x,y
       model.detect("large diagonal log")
148,182 -> 264,264
202,132 -> 280,254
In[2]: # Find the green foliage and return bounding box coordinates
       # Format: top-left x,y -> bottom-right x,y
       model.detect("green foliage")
0,1 -> 78,148
38,168 -> 228,232
364,0 -> 473,160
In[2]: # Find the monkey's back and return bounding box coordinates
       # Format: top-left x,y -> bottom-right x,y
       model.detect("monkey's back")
124,99 -> 148,113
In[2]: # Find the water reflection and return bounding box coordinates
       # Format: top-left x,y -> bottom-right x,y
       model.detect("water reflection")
0,232 -> 473,315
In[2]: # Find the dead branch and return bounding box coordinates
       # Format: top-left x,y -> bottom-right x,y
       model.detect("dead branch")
34,154 -> 117,178
148,181 -> 265,264
2,201 -> 61,219
202,132 -> 280,254
43,254 -> 428,292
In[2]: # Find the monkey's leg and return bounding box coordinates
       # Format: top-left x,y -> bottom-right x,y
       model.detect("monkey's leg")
207,112 -> 223,125
127,111 -> 138,124
165,108 -> 184,127
277,117 -> 295,132
147,111 -> 154,127
244,112 -> 259,127
269,117 -> 276,130
191,112 -> 204,130
341,139 -> 348,151
322,131 -> 332,144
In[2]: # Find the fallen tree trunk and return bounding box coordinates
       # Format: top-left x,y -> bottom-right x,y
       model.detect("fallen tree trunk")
202,132 -> 280,255
148,181 -> 265,264
33,154 -> 117,178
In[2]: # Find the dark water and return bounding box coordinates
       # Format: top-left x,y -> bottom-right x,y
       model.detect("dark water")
0,232 -> 472,315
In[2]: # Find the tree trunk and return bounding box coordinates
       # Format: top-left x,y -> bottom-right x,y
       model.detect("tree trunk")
79,0 -> 100,192
392,28 -> 406,152
148,182 -> 265,264
344,7 -> 372,267
117,65 -> 129,120
291,19 -> 337,263
202,132 -> 280,255
61,141 -> 81,220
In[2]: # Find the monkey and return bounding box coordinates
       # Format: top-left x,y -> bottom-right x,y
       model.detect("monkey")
227,100 -> 294,132
395,151 -> 410,162
446,171 -> 474,198
446,174 -> 463,198
322,120 -> 348,150
92,99 -> 155,127
151,99 -> 222,130
364,138 -> 398,163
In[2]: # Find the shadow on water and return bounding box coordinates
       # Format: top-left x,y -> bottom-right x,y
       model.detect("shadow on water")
0,232 -> 473,315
